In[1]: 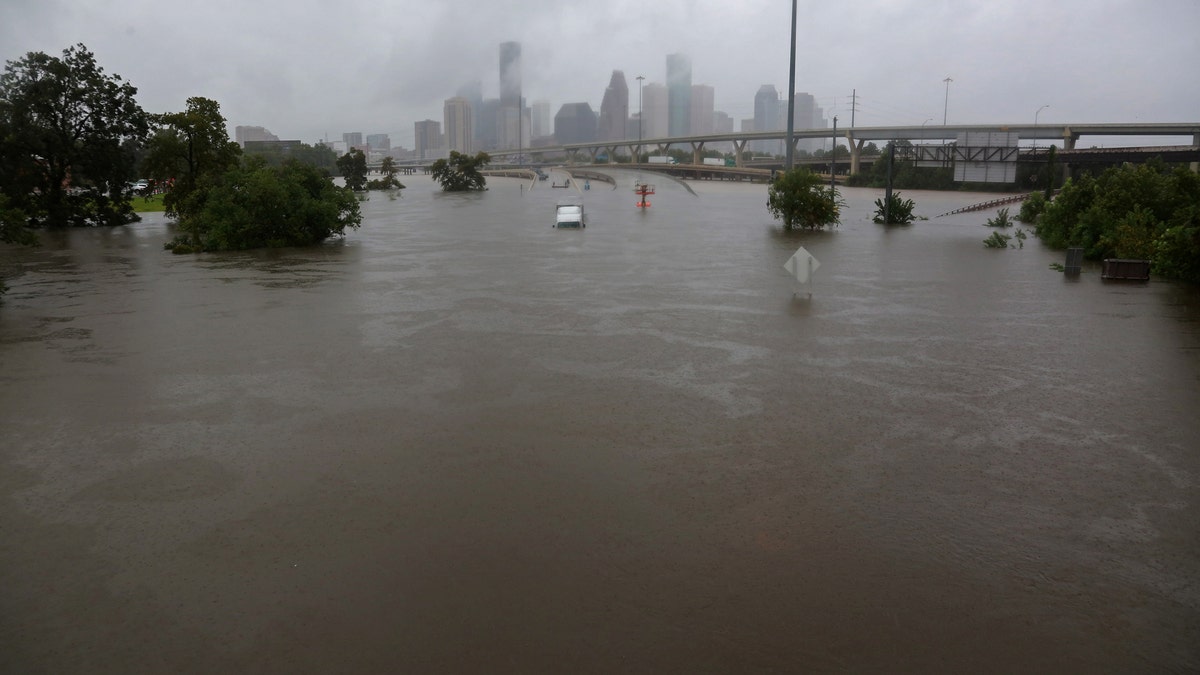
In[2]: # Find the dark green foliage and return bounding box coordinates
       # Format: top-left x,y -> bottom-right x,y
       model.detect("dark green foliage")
1034,161 -> 1200,282
367,156 -> 404,191
0,194 -> 36,246
142,96 -> 242,242
983,231 -> 1012,248
430,151 -> 490,191
1017,192 -> 1047,223
0,43 -> 148,227
336,148 -> 368,191
846,141 -> 955,190
873,192 -> 916,225
766,168 -> 841,230
163,157 -> 360,253
986,208 -> 1013,228
244,141 -> 337,172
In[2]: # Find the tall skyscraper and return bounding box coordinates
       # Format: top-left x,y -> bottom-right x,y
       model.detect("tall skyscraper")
689,84 -> 714,136
598,71 -> 629,142
554,103 -> 597,144
457,80 -> 484,144
531,99 -> 551,139
754,85 -> 781,155
666,53 -> 692,137
343,132 -> 364,150
413,120 -> 442,159
235,126 -> 278,147
642,82 -> 668,140
365,134 -> 391,153
499,41 -> 523,149
499,42 -> 521,110
444,97 -> 473,154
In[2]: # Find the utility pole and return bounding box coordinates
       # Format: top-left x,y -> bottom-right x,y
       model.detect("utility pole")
636,75 -> 645,163
830,116 -> 838,193
784,0 -> 797,170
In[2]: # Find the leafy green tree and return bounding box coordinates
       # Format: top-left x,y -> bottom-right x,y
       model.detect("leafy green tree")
766,167 -> 841,230
1035,160 -> 1200,282
243,141 -> 337,172
164,156 -> 360,253
336,148 -> 368,191
872,192 -> 917,225
142,96 -> 241,244
0,43 -> 148,227
366,156 -> 404,191
430,151 -> 490,191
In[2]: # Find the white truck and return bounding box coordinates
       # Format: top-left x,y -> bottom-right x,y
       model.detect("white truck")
554,201 -> 586,228
647,156 -> 677,165
702,157 -> 725,166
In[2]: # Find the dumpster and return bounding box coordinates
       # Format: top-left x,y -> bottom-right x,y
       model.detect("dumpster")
1101,259 -> 1150,281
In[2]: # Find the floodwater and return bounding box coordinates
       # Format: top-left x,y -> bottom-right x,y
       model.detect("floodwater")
2,171 -> 1198,673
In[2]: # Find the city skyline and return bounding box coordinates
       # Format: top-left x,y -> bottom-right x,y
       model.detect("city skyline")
3,0 -> 1196,150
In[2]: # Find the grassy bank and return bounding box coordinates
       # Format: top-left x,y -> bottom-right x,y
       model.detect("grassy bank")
131,193 -> 165,212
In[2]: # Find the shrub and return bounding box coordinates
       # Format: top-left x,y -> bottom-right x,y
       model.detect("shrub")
766,168 -> 841,230
872,192 -> 916,225
986,207 -> 1013,227
983,231 -> 1012,248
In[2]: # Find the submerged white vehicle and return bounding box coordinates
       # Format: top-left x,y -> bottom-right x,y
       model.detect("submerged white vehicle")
554,201 -> 586,228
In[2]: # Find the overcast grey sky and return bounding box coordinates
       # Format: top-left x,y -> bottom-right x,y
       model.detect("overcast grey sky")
3,0 -> 1197,149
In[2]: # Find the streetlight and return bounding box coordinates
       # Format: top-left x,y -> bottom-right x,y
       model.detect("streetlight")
636,75 -> 645,163
920,118 -> 933,163
785,0 -> 797,169
1033,104 -> 1049,150
942,76 -> 952,125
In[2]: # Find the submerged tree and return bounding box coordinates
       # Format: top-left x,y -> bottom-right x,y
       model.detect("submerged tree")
430,151 -> 490,192
766,168 -> 841,230
0,43 -> 148,227
142,96 -> 242,244
336,148 -> 368,191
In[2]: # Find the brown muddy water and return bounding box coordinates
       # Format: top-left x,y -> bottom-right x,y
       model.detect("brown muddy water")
2,171 -> 1199,673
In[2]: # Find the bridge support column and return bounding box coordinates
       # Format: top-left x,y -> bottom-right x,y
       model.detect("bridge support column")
733,140 -> 747,168
1193,133 -> 1199,173
848,137 -> 865,175
1062,130 -> 1078,184
605,145 -> 618,163
587,147 -> 599,163
566,149 -> 580,165
629,143 -> 642,163
690,141 -> 705,166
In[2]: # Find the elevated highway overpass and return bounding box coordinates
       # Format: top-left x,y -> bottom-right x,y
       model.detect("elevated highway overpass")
486,122 -> 1200,175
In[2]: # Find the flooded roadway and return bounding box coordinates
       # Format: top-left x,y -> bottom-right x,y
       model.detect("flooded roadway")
2,172 -> 1199,672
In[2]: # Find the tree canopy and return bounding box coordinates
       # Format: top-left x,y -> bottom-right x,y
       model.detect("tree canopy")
336,148 -> 368,191
142,97 -> 242,235
1035,160 -> 1200,282
766,168 -> 841,230
0,43 -> 148,227
165,156 -> 360,253
430,151 -> 490,191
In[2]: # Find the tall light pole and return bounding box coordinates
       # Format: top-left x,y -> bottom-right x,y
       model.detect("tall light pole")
1033,104 -> 1049,150
636,75 -> 645,164
784,0 -> 798,170
942,76 -> 953,126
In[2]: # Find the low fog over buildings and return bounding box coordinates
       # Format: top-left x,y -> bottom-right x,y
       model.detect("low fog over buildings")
305,42 -> 829,161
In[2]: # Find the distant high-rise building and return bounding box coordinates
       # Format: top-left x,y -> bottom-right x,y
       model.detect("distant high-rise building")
531,99 -> 551,139
366,134 -> 391,152
477,98 -> 500,151
456,80 -> 483,144
499,41 -> 523,149
499,42 -> 521,109
235,125 -> 278,147
413,120 -> 442,159
444,97 -> 473,154
740,119 -> 755,133
754,85 -> 781,155
642,82 -> 668,140
689,84 -> 714,136
554,103 -> 597,144
666,53 -> 692,137
713,110 -> 734,153
343,132 -> 364,150
598,70 -> 629,142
